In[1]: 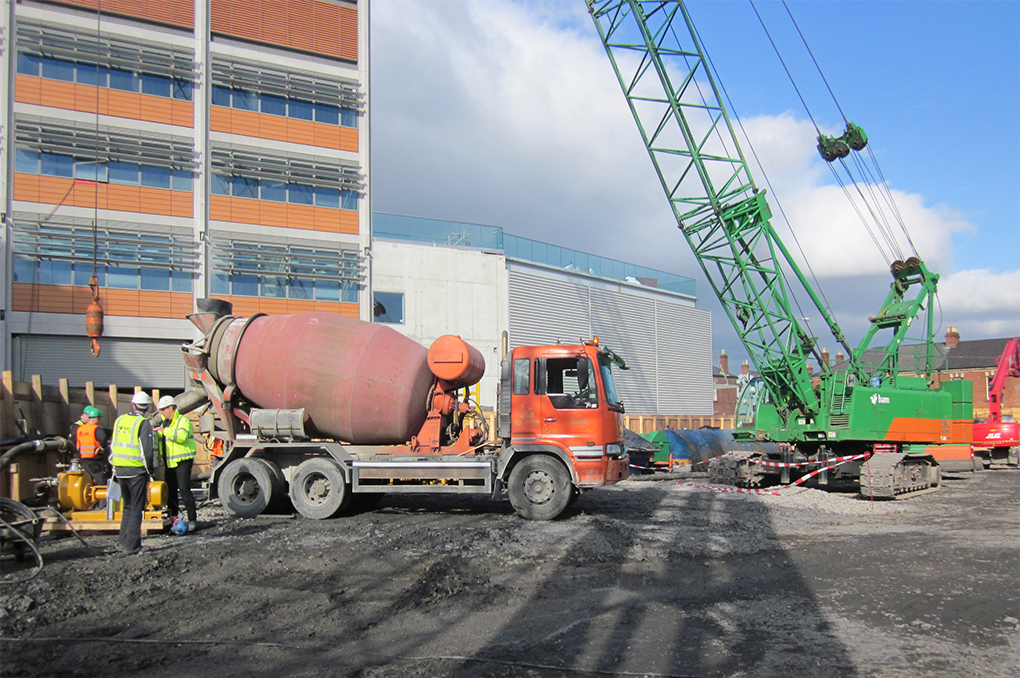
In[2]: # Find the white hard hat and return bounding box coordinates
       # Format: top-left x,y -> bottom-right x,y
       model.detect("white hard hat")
131,392 -> 152,407
157,395 -> 177,409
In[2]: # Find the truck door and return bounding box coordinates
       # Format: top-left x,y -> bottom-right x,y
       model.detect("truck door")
537,355 -> 601,453
509,354 -> 542,441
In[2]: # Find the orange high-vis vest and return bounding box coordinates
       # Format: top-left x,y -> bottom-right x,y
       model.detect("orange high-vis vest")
76,423 -> 100,459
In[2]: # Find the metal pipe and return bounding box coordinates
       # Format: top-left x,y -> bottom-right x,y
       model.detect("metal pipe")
0,438 -> 73,473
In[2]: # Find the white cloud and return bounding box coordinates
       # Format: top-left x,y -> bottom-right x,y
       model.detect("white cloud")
371,0 -> 1013,350
936,269 -> 1020,338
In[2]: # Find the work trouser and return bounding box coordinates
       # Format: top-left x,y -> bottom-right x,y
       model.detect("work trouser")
165,458 -> 197,524
117,473 -> 148,554
81,457 -> 107,487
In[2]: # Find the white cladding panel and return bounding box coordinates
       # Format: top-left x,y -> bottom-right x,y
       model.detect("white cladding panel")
508,267 -> 712,415
14,335 -> 187,389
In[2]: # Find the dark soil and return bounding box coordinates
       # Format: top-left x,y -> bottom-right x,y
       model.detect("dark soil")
2,470 -> 1017,678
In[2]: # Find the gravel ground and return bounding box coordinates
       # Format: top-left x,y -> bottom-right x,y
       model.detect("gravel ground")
1,469 -> 1017,678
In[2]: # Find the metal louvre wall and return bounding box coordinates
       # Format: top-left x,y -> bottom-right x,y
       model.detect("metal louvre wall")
15,335 -> 187,389
654,301 -> 714,413
508,267 -> 713,415
507,271 -> 590,347
589,288 -> 657,413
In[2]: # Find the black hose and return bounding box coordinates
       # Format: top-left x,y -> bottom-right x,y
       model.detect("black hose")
0,438 -> 73,473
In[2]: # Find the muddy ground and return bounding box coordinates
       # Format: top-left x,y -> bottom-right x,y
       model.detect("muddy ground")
1,469 -> 1017,678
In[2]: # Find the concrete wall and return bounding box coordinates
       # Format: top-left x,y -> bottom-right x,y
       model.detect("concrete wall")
371,239 -> 508,410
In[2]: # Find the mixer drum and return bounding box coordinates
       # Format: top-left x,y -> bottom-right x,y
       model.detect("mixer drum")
230,313 -> 435,445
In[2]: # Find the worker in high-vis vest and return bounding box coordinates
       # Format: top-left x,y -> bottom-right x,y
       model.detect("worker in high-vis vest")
111,391 -> 155,555
75,406 -> 109,488
154,395 -> 198,531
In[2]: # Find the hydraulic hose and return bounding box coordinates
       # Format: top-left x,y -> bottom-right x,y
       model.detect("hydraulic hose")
0,438 -> 73,473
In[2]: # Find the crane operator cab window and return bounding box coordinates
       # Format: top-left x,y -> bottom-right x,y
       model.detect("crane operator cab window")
539,356 -> 599,409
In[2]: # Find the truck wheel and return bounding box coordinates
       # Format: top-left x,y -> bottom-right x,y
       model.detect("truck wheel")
507,456 -> 572,521
218,457 -> 277,518
289,458 -> 352,520
258,458 -> 292,513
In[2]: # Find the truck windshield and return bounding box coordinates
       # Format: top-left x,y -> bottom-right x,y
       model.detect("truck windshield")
598,354 -> 623,412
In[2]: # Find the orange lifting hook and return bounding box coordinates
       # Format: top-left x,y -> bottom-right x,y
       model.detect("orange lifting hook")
86,275 -> 104,357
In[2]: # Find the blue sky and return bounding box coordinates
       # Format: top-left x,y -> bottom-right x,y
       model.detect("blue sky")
371,0 -> 1019,365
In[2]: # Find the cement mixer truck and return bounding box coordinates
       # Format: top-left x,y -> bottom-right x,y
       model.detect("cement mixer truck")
179,299 -> 630,521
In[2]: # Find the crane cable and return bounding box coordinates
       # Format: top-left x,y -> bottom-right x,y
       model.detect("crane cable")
751,1 -> 916,268
86,1 -> 105,357
780,0 -> 919,261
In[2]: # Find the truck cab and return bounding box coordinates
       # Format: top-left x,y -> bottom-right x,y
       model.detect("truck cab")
497,340 -> 629,518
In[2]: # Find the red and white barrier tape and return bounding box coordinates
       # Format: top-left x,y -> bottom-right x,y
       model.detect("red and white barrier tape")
789,453 -> 870,485
748,453 -> 870,468
676,453 -> 871,494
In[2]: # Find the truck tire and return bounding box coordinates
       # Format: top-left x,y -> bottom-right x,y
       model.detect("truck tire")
258,458 -> 292,513
218,457 -> 278,518
289,458 -> 352,520
507,456 -> 572,521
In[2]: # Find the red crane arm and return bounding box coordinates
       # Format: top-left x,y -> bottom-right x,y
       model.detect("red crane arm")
988,338 -> 1020,422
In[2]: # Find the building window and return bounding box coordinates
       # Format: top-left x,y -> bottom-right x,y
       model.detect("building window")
208,238 -> 361,302
212,170 -> 356,211
17,50 -> 193,101
17,148 -> 192,192
373,292 -> 403,324
210,86 -> 357,128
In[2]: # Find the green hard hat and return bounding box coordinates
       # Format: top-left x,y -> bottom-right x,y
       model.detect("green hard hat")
83,406 -> 103,418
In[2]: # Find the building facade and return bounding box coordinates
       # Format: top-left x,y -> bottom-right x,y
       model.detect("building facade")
372,214 -> 715,416
2,0 -> 369,387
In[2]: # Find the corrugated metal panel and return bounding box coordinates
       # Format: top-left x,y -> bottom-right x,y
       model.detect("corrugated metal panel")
654,302 -> 714,414
15,335 -> 187,389
507,267 -> 714,416
508,270 -> 590,348
590,288 -> 657,413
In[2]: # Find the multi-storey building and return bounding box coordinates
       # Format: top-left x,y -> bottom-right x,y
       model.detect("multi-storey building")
2,0 -> 369,387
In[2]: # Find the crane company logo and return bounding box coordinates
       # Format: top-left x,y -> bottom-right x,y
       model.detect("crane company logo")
987,432 -> 1002,439
870,393 -> 890,405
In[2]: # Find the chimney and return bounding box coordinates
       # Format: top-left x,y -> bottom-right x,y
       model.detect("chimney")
741,359 -> 750,376
820,348 -> 830,371
807,363 -> 814,375
719,349 -> 729,375
835,350 -> 845,365
945,326 -> 960,348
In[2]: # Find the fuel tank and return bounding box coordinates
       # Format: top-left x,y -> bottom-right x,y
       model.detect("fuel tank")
217,312 -> 436,445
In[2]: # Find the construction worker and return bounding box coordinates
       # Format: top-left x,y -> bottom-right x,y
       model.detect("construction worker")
154,395 -> 197,531
111,392 -> 155,555
75,406 -> 109,488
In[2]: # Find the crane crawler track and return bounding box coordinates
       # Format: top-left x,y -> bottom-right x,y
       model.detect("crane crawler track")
859,453 -> 940,499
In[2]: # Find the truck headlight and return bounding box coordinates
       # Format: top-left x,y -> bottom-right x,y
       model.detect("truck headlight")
605,443 -> 624,459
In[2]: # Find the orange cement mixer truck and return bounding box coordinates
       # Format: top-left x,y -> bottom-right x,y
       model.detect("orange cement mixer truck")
178,299 -> 630,521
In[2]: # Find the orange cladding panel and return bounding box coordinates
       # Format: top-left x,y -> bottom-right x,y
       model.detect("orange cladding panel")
313,123 -> 341,149
210,0 -> 231,32
210,106 -> 232,132
37,176 -> 75,204
139,291 -> 173,317
39,80 -> 76,109
171,100 -> 194,127
140,95 -> 173,125
74,83 -> 100,114
286,299 -> 316,314
289,0 -> 316,53
287,118 -> 315,145
287,204 -> 315,230
339,6 -> 358,61
313,1 -> 341,57
171,191 -> 193,218
210,195 -> 232,222
260,202 -> 289,228
230,197 -> 260,225
923,444 -> 973,463
340,127 -> 358,152
139,187 -> 174,216
107,89 -> 141,119
15,75 -> 42,104
107,184 -> 141,213
103,289 -> 141,316
171,293 -> 195,318
313,207 -> 341,233
340,211 -> 359,235
260,2 -> 289,46
13,173 -> 41,203
259,115 -> 289,143
231,109 -> 262,137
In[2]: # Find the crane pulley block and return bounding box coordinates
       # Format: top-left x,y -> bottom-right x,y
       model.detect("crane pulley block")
817,122 -> 868,162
